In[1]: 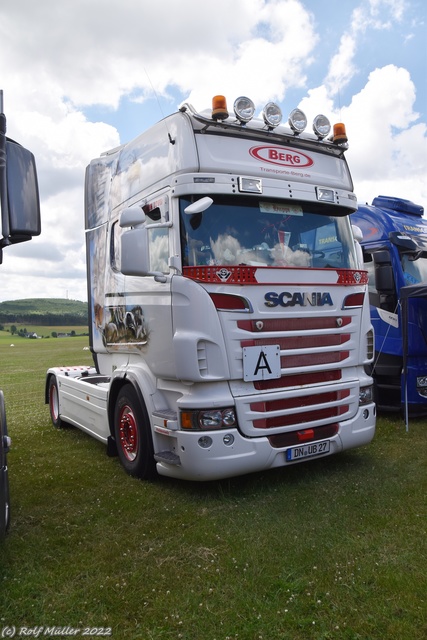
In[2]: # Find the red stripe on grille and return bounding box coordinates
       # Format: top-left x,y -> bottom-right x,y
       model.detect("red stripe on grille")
251,389 -> 350,413
238,317 -> 351,332
242,334 -> 350,349
253,404 -> 349,429
281,350 -> 349,368
254,369 -> 342,390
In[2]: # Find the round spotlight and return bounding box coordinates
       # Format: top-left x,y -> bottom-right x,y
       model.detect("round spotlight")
313,114 -> 331,139
262,102 -> 282,128
223,434 -> 235,446
288,108 -> 307,134
198,436 -> 213,449
234,96 -> 255,123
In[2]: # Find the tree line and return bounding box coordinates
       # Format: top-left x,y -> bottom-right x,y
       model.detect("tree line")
0,312 -> 87,326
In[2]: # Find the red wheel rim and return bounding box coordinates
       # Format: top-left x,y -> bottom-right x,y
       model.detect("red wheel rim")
118,405 -> 139,462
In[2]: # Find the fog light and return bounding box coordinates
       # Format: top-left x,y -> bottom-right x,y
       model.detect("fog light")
416,375 -> 427,387
223,434 -> 234,446
198,436 -> 213,449
363,409 -> 369,419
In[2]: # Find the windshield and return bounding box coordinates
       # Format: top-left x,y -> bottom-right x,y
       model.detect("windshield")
180,196 -> 358,269
401,254 -> 427,285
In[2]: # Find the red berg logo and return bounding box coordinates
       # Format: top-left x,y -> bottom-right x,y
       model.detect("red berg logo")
249,145 -> 314,168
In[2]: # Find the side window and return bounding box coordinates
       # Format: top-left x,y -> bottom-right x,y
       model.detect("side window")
148,227 -> 170,273
110,220 -> 122,272
146,195 -> 170,274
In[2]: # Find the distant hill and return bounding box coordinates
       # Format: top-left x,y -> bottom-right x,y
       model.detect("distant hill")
0,298 -> 88,326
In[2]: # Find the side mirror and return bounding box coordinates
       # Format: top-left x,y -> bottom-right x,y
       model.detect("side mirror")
373,250 -> 395,293
121,227 -> 150,276
120,206 -> 146,228
184,197 -> 213,215
121,227 -> 167,282
352,224 -> 363,243
0,140 -> 41,245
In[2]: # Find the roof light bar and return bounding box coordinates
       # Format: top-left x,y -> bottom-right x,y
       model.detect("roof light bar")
234,96 -> 255,123
208,96 -> 340,145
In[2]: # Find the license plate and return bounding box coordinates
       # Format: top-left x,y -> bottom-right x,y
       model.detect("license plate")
286,440 -> 330,462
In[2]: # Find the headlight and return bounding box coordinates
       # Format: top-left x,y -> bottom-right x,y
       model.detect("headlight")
181,408 -> 237,430
416,376 -> 427,388
359,386 -> 374,406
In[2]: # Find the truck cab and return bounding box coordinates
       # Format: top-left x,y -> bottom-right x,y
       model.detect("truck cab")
46,95 -> 375,481
352,195 -> 427,414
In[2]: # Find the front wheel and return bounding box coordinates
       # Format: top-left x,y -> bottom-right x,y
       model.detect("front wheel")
113,384 -> 156,479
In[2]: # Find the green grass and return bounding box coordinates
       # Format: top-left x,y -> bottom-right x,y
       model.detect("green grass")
0,338 -> 426,640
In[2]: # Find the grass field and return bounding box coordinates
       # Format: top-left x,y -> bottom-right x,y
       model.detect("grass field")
0,337 -> 426,640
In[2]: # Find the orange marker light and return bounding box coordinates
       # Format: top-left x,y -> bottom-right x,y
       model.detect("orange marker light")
180,411 -> 194,430
333,122 -> 348,144
212,95 -> 229,121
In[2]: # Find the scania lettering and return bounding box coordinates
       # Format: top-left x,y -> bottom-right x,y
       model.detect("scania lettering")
352,196 -> 427,416
45,94 -> 375,481
264,291 -> 334,307
0,90 -> 41,536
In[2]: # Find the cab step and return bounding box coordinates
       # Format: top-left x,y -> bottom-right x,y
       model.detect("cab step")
154,450 -> 181,466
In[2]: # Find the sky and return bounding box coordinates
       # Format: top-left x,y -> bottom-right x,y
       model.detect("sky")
0,0 -> 425,302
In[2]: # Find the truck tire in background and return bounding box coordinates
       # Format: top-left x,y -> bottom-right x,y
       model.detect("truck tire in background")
48,376 -> 65,429
0,390 -> 10,538
113,384 -> 156,480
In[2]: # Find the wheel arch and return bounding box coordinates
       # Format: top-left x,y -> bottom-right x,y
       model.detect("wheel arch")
107,368 -> 157,441
45,372 -> 55,404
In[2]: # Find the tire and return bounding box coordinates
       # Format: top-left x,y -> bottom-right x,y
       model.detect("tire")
48,376 -> 65,429
0,469 -> 10,538
0,391 -> 10,537
113,384 -> 156,479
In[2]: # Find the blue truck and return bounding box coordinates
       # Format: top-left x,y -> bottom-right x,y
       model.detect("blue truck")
352,195 -> 427,417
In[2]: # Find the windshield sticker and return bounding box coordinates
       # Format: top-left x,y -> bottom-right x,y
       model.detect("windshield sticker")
259,202 -> 303,216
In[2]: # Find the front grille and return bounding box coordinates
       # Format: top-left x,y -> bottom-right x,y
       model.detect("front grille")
233,311 -> 359,434
251,389 -> 350,429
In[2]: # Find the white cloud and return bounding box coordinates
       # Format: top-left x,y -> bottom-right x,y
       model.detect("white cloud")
0,0 -> 425,301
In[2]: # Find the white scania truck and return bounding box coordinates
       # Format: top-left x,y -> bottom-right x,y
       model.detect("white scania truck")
46,95 -> 375,481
